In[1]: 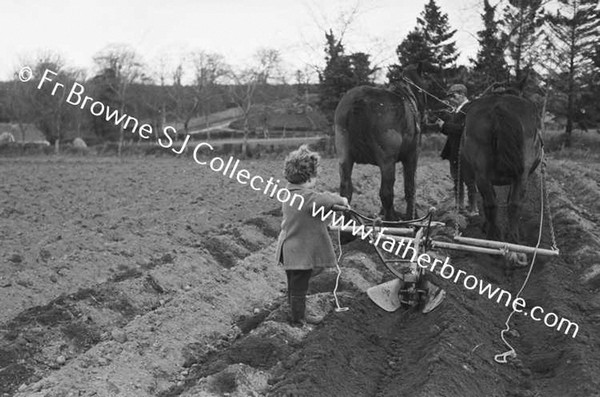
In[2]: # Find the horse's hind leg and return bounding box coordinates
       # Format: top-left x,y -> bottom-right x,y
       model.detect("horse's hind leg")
339,159 -> 354,203
507,176 -> 526,243
477,179 -> 501,240
450,160 -> 465,211
461,162 -> 478,214
403,153 -> 417,219
466,183 -> 478,214
380,161 -> 398,221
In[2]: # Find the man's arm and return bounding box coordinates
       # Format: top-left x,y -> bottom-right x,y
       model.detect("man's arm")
441,110 -> 467,136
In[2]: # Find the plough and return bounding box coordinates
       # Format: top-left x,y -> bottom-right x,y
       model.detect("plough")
329,205 -> 559,314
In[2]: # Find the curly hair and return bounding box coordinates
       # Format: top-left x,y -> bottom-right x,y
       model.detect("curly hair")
284,144 -> 320,184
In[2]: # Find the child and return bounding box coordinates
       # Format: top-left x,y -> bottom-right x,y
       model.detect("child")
274,144 -> 349,327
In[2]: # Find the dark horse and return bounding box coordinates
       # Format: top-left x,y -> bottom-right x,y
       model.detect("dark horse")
460,93 -> 543,243
334,63 -> 427,220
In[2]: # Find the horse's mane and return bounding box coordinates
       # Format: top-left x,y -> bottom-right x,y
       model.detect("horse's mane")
388,81 -> 414,100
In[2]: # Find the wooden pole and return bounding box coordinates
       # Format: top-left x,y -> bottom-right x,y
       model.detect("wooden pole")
403,221 -> 445,228
378,235 -> 417,244
453,236 -> 559,256
329,225 -> 415,236
431,240 -> 505,255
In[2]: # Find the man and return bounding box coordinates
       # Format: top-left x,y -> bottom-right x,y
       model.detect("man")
436,84 -> 473,211
438,84 -> 469,169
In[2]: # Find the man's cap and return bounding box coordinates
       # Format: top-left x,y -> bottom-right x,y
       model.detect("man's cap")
447,84 -> 467,96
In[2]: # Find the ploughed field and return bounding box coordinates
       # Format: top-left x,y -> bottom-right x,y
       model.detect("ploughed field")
1,152 -> 599,397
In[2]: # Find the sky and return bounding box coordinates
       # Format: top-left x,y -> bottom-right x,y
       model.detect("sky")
0,0 -> 486,83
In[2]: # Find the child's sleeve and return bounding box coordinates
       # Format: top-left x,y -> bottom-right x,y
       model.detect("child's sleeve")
312,191 -> 348,212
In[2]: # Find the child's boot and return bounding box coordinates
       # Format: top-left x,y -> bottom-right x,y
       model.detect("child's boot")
289,295 -> 306,327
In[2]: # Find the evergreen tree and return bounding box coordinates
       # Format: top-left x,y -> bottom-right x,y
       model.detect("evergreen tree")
318,30 -> 351,122
472,0 -> 508,91
391,0 -> 459,103
544,0 -> 600,146
417,0 -> 459,70
501,0 -> 545,81
396,28 -> 433,67
348,52 -> 378,86
318,30 -> 375,124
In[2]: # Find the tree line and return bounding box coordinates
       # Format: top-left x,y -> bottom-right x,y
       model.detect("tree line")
0,46 -> 298,155
0,0 -> 598,150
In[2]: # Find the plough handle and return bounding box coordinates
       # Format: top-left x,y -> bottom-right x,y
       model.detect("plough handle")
331,205 -> 436,229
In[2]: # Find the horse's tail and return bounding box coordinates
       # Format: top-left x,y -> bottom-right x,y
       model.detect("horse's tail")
490,104 -> 524,178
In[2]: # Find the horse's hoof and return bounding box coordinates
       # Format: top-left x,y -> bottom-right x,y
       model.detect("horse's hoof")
381,209 -> 401,222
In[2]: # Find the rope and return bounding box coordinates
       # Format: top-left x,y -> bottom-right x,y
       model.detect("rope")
401,77 -> 465,115
538,89 -> 558,251
333,224 -> 349,312
494,152 -> 547,364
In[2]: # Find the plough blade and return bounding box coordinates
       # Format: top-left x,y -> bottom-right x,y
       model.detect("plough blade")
367,278 -> 446,313
367,279 -> 402,312
421,281 -> 446,313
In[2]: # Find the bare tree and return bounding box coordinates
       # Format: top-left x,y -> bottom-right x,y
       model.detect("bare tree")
11,51 -> 79,152
69,68 -> 88,138
189,51 -> 229,133
169,60 -> 196,136
295,65 -> 315,108
228,68 -> 259,157
228,48 -> 282,157
143,51 -> 177,144
7,74 -> 33,143
254,48 -> 282,84
92,43 -> 145,156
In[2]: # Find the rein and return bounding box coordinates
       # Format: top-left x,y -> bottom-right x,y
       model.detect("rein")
401,76 -> 465,115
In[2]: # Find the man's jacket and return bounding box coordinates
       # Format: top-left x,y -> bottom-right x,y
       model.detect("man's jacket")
440,101 -> 468,162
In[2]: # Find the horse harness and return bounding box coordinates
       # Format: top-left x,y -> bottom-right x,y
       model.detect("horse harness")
380,79 -> 426,134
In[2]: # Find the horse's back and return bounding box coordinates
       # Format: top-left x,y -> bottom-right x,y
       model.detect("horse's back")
467,95 -> 538,136
463,94 -> 542,184
334,85 -> 419,165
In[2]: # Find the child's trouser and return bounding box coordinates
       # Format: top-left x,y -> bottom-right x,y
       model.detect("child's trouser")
285,269 -> 312,323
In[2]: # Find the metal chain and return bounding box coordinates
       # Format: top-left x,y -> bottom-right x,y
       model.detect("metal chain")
454,139 -> 462,238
